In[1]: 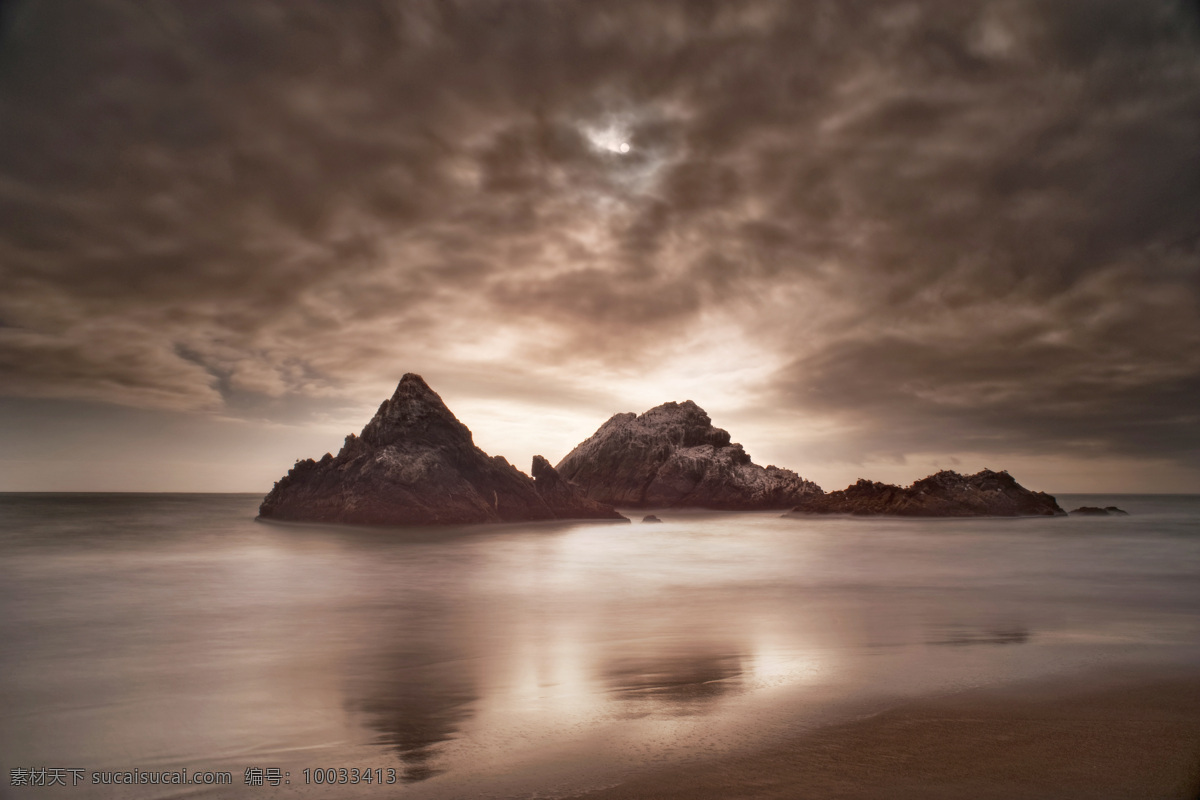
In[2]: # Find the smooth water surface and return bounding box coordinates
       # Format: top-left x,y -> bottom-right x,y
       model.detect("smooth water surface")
2,494 -> 1199,798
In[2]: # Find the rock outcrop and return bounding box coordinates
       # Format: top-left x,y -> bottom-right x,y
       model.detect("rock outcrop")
259,374 -> 626,526
1070,506 -> 1128,516
555,400 -> 822,509
642,515 -> 663,524
787,469 -> 1065,517
529,455 -> 625,521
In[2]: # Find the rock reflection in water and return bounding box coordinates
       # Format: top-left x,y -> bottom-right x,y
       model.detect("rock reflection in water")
603,650 -> 744,717
348,594 -> 481,783
927,625 -> 1031,647
355,652 -> 477,782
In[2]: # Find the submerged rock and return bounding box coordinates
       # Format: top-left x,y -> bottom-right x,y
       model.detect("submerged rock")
642,514 -> 663,523
787,469 -> 1065,518
1070,506 -> 1129,516
555,400 -> 822,510
259,374 -> 626,526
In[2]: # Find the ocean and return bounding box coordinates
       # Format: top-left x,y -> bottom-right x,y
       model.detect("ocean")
2,493 -> 1198,798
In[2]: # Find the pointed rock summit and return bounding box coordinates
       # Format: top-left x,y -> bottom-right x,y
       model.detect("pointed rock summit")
786,469 -> 1065,517
259,374 -> 626,526
357,373 -> 472,448
555,400 -> 822,509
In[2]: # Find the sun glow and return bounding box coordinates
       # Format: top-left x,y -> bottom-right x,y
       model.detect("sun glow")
583,122 -> 632,154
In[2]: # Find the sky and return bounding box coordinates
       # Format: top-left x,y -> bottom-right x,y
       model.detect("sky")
1,0 -> 1198,494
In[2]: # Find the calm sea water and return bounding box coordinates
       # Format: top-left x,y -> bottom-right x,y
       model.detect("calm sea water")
2,493 -> 1199,798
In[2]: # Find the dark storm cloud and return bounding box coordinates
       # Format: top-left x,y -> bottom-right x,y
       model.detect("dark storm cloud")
0,0 -> 1197,472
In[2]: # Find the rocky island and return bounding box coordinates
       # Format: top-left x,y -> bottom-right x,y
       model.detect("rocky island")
555,400 -> 823,509
261,379 -> 1068,523
786,469 -> 1066,517
259,374 -> 626,526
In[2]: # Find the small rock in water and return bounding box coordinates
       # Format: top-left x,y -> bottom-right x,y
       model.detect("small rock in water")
1069,505 -> 1128,515
642,514 -> 663,523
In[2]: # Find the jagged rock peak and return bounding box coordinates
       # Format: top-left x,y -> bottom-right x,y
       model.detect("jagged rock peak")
358,373 -> 472,448
258,375 -> 627,526
530,454 -> 559,483
594,400 -> 734,451
556,400 -> 822,510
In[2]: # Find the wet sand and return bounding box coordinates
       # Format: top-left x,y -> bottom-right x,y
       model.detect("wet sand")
570,667 -> 1200,800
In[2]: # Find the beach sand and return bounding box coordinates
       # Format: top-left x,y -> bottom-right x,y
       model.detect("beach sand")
569,667 -> 1200,800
